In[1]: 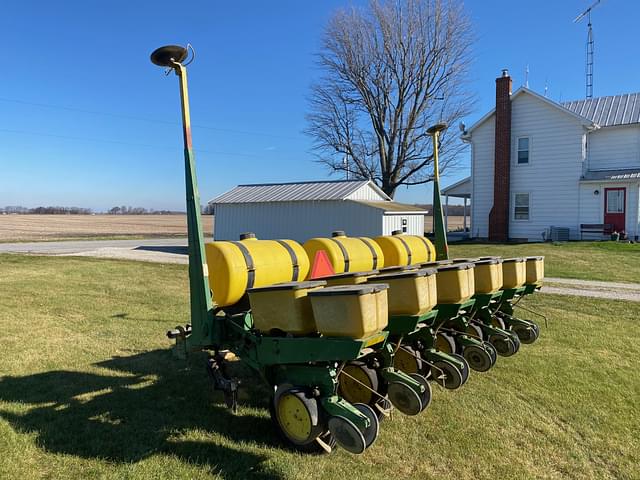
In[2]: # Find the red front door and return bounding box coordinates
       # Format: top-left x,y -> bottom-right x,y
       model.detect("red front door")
604,187 -> 626,233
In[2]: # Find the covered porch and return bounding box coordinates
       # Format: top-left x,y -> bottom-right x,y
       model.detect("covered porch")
441,176 -> 471,240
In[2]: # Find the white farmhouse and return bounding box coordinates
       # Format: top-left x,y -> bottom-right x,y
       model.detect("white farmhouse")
461,70 -> 640,241
209,180 -> 427,242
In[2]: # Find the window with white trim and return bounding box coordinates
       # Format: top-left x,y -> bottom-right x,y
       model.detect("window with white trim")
517,137 -> 530,164
514,193 -> 530,220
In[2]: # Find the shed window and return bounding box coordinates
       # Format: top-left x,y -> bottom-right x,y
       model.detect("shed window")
514,193 -> 530,220
517,137 -> 530,164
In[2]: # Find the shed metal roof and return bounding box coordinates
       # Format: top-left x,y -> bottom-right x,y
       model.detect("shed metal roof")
581,169 -> 640,182
562,93 -> 640,127
210,180 -> 390,204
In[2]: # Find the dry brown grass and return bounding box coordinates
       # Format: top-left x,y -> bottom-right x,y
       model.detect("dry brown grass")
0,215 -> 214,242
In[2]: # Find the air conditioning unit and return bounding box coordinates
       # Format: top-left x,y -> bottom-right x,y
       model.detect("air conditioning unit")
549,226 -> 570,242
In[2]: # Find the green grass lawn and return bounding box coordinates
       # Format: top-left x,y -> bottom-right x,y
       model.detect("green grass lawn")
450,241 -> 640,283
1,254 -> 639,480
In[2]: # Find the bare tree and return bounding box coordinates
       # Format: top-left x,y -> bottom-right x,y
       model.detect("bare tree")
306,0 -> 474,197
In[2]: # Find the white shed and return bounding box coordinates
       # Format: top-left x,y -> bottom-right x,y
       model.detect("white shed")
209,180 -> 427,242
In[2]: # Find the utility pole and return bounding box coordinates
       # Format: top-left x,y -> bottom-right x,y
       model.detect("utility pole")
427,122 -> 449,260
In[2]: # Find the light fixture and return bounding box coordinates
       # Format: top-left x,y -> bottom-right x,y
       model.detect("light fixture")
594,189 -> 600,195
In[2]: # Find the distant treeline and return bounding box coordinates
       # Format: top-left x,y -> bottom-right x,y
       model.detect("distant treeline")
1,206 -> 187,215
107,206 -> 184,215
415,204 -> 469,216
2,206 -> 92,215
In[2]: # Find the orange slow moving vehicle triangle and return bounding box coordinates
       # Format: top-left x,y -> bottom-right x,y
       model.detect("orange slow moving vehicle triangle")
310,250 -> 336,279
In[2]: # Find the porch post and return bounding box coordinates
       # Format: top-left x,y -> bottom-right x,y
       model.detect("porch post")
463,197 -> 467,232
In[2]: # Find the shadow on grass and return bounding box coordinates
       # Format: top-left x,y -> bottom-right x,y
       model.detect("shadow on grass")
0,350 -> 282,479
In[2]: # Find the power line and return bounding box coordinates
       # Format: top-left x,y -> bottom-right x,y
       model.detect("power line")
0,96 -> 301,141
0,127 -> 266,158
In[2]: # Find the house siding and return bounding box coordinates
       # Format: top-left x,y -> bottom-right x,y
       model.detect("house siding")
579,182 -> 640,239
588,124 -> 640,171
470,117 -> 495,238
214,200 -> 385,242
508,93 -> 586,240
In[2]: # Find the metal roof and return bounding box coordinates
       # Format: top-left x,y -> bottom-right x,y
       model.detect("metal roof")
441,176 -> 471,198
581,169 -> 640,182
562,93 -> 640,127
210,180 -> 390,204
354,200 -> 427,213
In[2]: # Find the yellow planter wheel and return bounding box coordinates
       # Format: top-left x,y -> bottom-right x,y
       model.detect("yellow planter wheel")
393,345 -> 423,374
435,332 -> 456,354
338,361 -> 379,406
491,315 -> 506,330
271,387 -> 325,449
465,324 -> 484,341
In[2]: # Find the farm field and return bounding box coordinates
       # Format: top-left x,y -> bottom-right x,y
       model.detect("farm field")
0,214 -> 214,242
424,215 -> 468,232
0,214 -> 469,242
1,254 -> 638,480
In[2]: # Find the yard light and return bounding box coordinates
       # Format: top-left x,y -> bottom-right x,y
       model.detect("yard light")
150,45 -> 213,344
427,122 -> 449,260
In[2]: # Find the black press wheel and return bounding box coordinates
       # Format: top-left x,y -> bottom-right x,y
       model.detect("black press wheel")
483,341 -> 498,366
407,373 -> 432,411
328,416 -> 366,454
352,403 -> 380,448
449,353 -> 471,385
429,359 -> 464,390
512,323 -> 539,344
463,344 -> 494,372
489,333 -> 517,357
387,381 -> 423,416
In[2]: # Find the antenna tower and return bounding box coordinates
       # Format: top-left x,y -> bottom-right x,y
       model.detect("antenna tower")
574,0 -> 602,99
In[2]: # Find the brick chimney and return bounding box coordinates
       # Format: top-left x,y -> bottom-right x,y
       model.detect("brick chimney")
488,69 -> 512,241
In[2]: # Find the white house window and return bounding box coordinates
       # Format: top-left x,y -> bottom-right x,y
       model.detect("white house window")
514,193 -> 530,220
517,137 -> 530,164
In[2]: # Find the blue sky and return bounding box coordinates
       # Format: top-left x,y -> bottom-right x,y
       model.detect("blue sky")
1,0 -> 637,211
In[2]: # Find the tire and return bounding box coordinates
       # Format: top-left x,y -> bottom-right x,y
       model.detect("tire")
489,333 -> 517,357
270,388 -> 334,454
430,359 -> 464,390
435,332 -> 457,354
463,345 -> 493,372
387,381 -> 423,416
393,345 -> 423,374
338,361 -> 379,407
449,353 -> 471,385
465,323 -> 484,341
513,323 -> 539,344
407,373 -> 432,411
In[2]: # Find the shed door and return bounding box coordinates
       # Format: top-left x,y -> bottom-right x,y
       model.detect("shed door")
604,187 -> 625,233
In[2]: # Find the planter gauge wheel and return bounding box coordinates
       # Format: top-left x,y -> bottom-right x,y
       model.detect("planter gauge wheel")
338,361 -> 380,406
